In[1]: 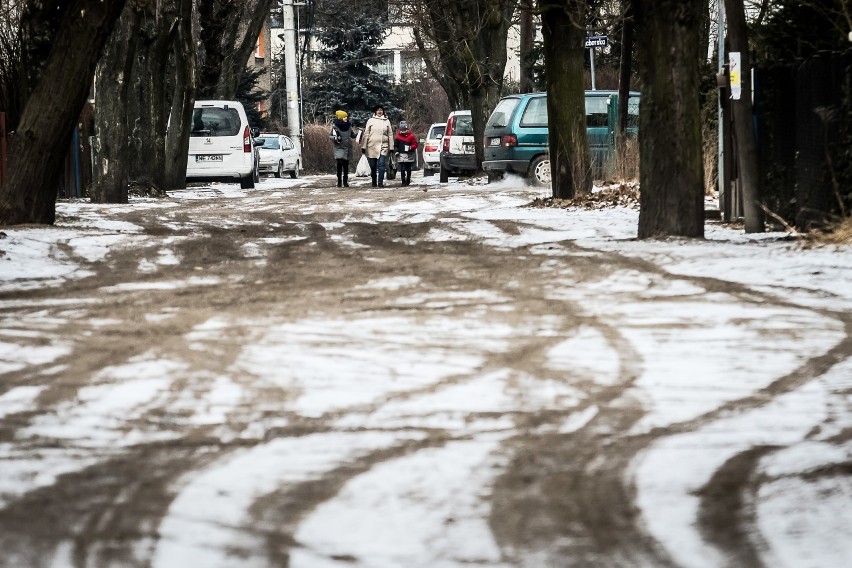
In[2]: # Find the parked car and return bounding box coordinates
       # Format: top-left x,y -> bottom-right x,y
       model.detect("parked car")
439,110 -> 477,183
482,90 -> 640,186
186,100 -> 257,189
421,122 -> 446,177
255,133 -> 301,178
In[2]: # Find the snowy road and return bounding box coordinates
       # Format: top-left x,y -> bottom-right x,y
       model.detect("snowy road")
0,173 -> 850,567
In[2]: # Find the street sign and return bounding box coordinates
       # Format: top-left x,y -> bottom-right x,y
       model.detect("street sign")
584,35 -> 608,48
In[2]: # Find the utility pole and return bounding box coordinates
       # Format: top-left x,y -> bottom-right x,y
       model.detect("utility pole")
282,0 -> 301,143
718,1 -> 727,219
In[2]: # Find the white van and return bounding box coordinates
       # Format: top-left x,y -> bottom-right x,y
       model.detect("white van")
438,110 -> 476,183
186,100 -> 257,189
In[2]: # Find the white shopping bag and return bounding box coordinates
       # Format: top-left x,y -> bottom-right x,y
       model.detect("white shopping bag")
355,154 -> 370,177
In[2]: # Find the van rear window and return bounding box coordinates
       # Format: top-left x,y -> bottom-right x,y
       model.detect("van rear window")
488,98 -> 520,128
454,116 -> 474,136
191,107 -> 241,137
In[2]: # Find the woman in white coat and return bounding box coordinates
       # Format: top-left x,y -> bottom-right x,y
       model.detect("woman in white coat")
362,105 -> 392,187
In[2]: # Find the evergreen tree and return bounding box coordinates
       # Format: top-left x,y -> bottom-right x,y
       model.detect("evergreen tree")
237,65 -> 270,130
752,0 -> 851,63
306,0 -> 400,124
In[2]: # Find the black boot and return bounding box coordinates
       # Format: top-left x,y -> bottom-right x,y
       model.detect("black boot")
337,176 -> 342,188
343,175 -> 349,187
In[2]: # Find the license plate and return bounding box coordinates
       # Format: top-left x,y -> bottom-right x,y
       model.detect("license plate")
489,138 -> 500,146
463,143 -> 475,153
196,155 -> 223,162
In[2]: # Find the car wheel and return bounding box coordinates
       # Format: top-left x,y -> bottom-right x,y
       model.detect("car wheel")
275,160 -> 283,178
439,164 -> 449,183
289,161 -> 300,179
240,174 -> 255,189
253,163 -> 260,183
528,155 -> 551,187
422,164 -> 432,177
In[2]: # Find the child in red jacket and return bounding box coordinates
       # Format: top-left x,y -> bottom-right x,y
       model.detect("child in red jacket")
393,121 -> 419,187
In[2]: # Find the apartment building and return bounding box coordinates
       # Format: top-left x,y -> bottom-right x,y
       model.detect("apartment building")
270,6 -> 523,86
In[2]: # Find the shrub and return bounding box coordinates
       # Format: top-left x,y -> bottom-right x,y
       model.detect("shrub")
301,122 -> 363,174
602,138 -> 639,182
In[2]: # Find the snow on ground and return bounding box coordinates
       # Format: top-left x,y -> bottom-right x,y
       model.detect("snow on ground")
1,173 -> 850,567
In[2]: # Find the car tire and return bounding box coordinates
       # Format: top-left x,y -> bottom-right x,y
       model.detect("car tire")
528,155 -> 551,187
289,161 -> 300,179
422,164 -> 433,177
274,160 -> 283,178
439,164 -> 449,183
240,174 -> 255,189
253,163 -> 260,183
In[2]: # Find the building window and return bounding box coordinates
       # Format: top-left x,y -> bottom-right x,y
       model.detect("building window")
401,52 -> 424,80
255,29 -> 265,59
371,52 -> 394,80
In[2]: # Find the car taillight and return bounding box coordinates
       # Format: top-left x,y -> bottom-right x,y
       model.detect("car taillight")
502,134 -> 517,147
443,116 -> 455,153
243,126 -> 252,153
425,143 -> 438,152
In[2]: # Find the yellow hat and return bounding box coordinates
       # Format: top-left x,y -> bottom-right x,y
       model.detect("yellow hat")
335,110 -> 348,119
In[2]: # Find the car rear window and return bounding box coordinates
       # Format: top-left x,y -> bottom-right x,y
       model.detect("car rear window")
191,107 -> 241,137
487,98 -> 520,128
520,97 -> 548,127
429,126 -> 445,139
259,138 -> 280,149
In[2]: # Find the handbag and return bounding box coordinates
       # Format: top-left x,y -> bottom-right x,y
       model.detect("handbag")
385,151 -> 397,180
355,154 -> 370,177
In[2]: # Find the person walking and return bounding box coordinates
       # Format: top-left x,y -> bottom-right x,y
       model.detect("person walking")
393,120 -> 418,187
362,105 -> 392,187
330,110 -> 357,187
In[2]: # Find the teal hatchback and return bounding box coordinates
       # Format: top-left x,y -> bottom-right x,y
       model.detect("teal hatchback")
482,90 -> 639,186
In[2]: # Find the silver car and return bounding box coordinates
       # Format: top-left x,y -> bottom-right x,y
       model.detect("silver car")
255,134 -> 302,179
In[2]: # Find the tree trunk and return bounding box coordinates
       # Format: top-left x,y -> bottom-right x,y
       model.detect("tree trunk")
129,8 -> 172,191
468,0 -> 514,172
541,0 -> 590,199
617,0 -> 634,143
413,0 -> 516,172
0,0 -> 127,225
724,0 -> 764,232
163,0 -> 197,190
198,0 -> 275,100
91,4 -> 139,203
519,0 -> 536,93
634,0 -> 705,238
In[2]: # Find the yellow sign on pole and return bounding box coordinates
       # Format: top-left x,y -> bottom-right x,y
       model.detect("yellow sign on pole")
729,52 -> 742,100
